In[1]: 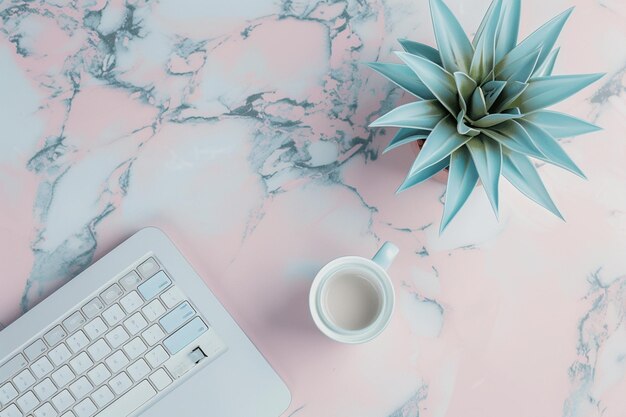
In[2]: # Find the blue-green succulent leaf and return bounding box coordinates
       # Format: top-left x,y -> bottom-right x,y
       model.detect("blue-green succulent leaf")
397,156 -> 450,192
468,87 -> 488,120
473,0 -> 501,46
370,100 -> 446,130
518,119 -> 586,178
475,0 -> 521,61
495,48 -> 540,83
396,52 -> 459,115
482,80 -> 506,109
502,149 -> 563,219
482,120 -> 544,159
410,115 -> 471,175
472,111 -> 524,128
514,73 -> 604,113
440,146 -> 479,232
502,107 -> 522,115
496,7 -> 573,71
470,0 -> 501,82
384,128 -> 430,154
398,38 -> 443,66
454,72 -> 476,109
456,110 -> 481,136
367,63 -> 435,99
467,135 -> 502,216
523,110 -> 601,138
491,80 -> 528,112
429,0 -> 474,74
532,47 -> 560,78
494,0 -> 521,61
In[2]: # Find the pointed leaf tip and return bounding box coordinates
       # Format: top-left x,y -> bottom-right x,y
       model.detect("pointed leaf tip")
470,0 -> 502,82
397,156 -> 450,192
518,119 -> 587,178
370,100 -> 447,130
515,73 -> 604,113
397,38 -> 443,66
523,110 -> 602,138
383,128 -> 429,154
428,0 -> 474,74
497,6 -> 574,73
501,150 -> 564,219
367,62 -> 436,99
440,146 -> 479,233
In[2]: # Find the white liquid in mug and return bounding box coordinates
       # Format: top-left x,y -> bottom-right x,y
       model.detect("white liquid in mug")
323,272 -> 382,331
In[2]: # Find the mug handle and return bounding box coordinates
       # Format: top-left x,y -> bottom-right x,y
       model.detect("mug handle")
371,242 -> 399,270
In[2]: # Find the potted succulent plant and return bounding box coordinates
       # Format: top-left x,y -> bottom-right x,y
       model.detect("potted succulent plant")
369,0 -> 603,232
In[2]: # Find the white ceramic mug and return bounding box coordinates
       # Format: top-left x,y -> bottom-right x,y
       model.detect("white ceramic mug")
309,242 -> 399,344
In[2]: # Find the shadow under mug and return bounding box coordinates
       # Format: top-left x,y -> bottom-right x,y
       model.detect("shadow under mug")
309,242 -> 399,344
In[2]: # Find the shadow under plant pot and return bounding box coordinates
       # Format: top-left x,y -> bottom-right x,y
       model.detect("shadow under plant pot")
411,139 -> 449,184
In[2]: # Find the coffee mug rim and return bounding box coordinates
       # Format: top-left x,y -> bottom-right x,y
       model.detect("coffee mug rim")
309,256 -> 395,344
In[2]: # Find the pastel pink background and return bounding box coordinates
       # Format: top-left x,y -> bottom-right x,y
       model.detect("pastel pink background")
1,0 -> 625,416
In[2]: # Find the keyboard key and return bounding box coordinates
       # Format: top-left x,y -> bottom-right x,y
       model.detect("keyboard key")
163,317 -> 208,354
87,340 -> 111,362
61,412 -> 77,417
108,372 -> 132,395
87,364 -> 111,386
82,298 -> 105,319
52,389 -> 74,412
102,305 -> 124,326
137,258 -> 159,278
51,366 -> 75,388
142,299 -> 165,321
138,271 -> 171,301
0,381 -> 18,405
149,369 -> 172,391
100,284 -> 123,305
44,326 -> 67,347
160,286 -> 184,309
69,353 -> 93,375
34,402 -> 57,417
126,359 -> 150,382
120,271 -> 142,291
48,343 -> 72,366
66,331 -> 89,353
25,339 -> 47,361
16,390 -> 39,412
104,326 -> 129,349
93,380 -> 156,417
33,378 -> 56,401
145,346 -> 169,368
142,324 -> 165,346
123,338 -> 147,360
91,385 -> 114,407
0,404 -> 22,417
63,311 -> 86,333
123,312 -> 147,335
74,397 -> 97,417
160,302 -> 196,333
13,368 -> 36,391
32,356 -> 54,378
119,291 -> 142,314
0,354 -> 27,383
105,352 -> 128,374
84,318 -> 107,341
69,377 -> 93,399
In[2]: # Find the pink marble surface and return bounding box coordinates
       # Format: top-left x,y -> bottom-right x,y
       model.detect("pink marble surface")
1,0 -> 626,416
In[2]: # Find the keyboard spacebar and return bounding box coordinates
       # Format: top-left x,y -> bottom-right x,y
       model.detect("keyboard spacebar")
95,381 -> 157,417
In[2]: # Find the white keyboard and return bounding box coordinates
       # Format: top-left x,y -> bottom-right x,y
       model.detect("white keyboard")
0,256 -> 227,417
